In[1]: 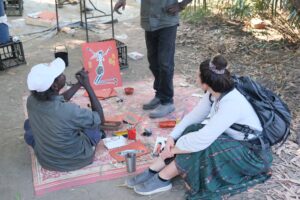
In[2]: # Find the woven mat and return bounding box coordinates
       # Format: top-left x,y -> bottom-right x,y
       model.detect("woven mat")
24,75 -> 202,196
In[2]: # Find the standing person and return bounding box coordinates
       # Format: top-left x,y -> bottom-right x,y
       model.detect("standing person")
114,0 -> 192,118
24,58 -> 105,172
124,55 -> 272,199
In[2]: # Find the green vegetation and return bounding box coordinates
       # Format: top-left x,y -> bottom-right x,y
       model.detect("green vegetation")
224,0 -> 252,19
183,0 -> 300,26
15,193 -> 21,200
181,0 -> 300,42
181,7 -> 211,23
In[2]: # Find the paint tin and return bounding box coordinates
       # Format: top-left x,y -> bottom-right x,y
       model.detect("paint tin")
127,128 -> 136,140
124,87 -> 134,95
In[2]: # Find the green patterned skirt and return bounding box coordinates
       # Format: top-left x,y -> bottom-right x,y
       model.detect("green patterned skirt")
174,124 -> 273,200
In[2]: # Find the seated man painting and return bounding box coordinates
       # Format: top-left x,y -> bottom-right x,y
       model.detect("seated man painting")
24,58 -> 105,172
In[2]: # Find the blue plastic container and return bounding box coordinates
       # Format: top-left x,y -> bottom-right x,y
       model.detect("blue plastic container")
0,0 -> 4,16
0,0 -> 10,44
0,23 -> 9,44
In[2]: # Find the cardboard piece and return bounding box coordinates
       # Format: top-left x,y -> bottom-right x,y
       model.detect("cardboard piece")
123,112 -> 142,125
38,11 -> 56,21
109,140 -> 149,162
26,11 -> 56,28
105,112 -> 142,126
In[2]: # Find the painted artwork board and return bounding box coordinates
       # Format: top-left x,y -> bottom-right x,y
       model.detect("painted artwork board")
81,40 -> 122,90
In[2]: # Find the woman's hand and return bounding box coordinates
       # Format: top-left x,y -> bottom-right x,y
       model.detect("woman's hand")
165,136 -> 175,153
159,148 -> 174,160
158,137 -> 175,160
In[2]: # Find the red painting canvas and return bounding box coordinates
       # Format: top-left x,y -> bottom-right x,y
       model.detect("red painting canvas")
81,40 -> 122,90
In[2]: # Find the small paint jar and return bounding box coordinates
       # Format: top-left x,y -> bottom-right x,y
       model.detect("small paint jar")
127,128 -> 136,140
124,87 -> 134,95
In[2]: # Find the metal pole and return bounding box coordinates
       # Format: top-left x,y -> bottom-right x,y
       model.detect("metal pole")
55,0 -> 60,32
83,0 -> 89,42
110,0 -> 114,39
79,0 -> 83,26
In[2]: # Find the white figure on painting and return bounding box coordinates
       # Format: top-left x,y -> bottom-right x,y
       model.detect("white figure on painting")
87,47 -> 118,85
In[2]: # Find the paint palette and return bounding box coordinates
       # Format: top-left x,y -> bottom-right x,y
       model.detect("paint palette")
109,140 -> 149,162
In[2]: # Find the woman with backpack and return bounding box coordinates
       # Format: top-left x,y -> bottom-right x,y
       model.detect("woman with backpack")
125,55 -> 273,199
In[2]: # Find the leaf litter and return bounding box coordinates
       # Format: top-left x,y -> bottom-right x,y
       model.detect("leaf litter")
175,16 -> 300,200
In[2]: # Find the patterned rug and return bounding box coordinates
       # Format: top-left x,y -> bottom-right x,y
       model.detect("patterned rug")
24,75 -> 203,196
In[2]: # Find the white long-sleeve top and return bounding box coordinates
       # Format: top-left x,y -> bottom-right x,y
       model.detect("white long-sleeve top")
170,89 -> 262,152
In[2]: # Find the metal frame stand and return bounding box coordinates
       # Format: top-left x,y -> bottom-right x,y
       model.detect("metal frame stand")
55,0 -> 115,42
4,0 -> 24,16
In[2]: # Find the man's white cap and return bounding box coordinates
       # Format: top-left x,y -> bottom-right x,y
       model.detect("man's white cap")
27,58 -> 66,92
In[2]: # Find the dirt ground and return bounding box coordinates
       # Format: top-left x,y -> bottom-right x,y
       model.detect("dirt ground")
1,1 -> 299,200
174,17 -> 300,200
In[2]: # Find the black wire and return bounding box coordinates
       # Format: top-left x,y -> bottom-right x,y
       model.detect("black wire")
21,27 -> 56,36
87,0 -> 107,15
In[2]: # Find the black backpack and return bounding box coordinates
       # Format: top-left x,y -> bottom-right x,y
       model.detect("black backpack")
230,75 -> 292,171
230,75 -> 292,147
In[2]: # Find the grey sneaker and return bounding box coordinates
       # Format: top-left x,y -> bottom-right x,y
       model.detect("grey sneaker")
125,169 -> 155,189
143,97 -> 161,110
134,174 -> 172,196
149,103 -> 175,118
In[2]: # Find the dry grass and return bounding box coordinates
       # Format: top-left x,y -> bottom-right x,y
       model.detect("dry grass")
176,16 -> 300,199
